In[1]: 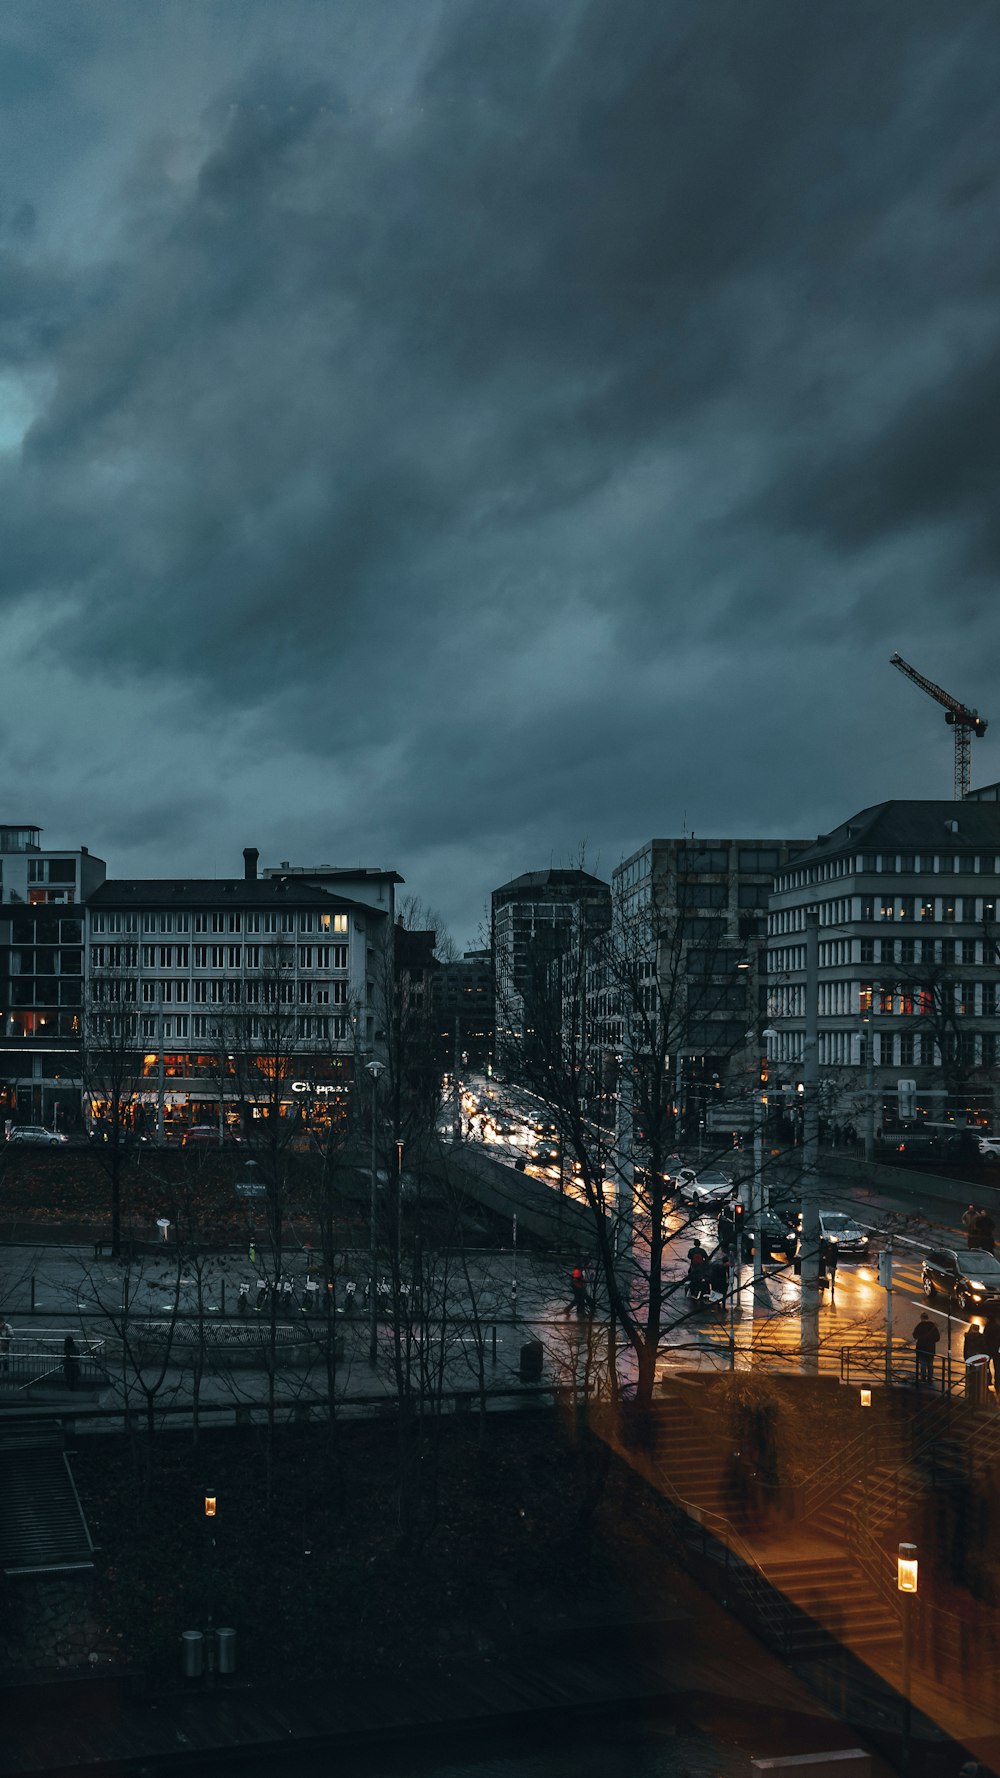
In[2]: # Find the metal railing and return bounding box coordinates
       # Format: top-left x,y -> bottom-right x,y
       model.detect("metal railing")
0,1335 -> 107,1392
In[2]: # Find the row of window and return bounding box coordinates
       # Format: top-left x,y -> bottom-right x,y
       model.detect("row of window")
776,853 -> 1000,892
141,1014 -> 350,1042
771,1028 -> 994,1067
94,978 -> 351,1006
770,895 -> 1000,933
89,943 -> 351,971
90,910 -> 351,935
769,980 -> 1000,1019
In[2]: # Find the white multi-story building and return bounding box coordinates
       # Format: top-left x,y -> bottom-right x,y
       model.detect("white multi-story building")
766,800 -> 1000,1134
84,847 -> 395,1139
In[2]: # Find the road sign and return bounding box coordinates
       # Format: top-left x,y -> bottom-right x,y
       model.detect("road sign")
705,1108 -> 755,1132
235,1181 -> 267,1198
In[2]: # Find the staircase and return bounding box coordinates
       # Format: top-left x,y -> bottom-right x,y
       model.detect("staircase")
759,1553 -> 901,1658
643,1387 -> 906,1665
0,1422 -> 95,1576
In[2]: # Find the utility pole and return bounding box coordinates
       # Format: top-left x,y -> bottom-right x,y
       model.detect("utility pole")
366,1059 -> 385,1364
863,1009 -> 876,1164
613,1005 -> 635,1265
452,1016 -> 462,1142
800,909 -> 821,1374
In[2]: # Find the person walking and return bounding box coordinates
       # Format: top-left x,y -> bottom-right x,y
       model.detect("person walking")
981,1309 -> 1000,1389
0,1315 -> 12,1375
963,1320 -> 986,1364
564,1265 -> 587,1318
820,1237 -> 839,1297
913,1312 -> 940,1386
974,1210 -> 996,1255
687,1240 -> 710,1302
962,1204 -> 980,1249
62,1334 -> 80,1392
709,1252 -> 730,1301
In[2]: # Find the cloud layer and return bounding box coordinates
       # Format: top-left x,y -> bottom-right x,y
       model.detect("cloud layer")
1,0 -> 998,940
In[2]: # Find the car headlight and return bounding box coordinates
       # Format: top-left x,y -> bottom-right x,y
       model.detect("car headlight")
969,1282 -> 986,1294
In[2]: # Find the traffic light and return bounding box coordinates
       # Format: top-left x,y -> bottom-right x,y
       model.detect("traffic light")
759,1056 -> 769,1086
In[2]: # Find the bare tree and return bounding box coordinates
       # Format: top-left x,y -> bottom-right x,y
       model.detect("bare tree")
82,961 -> 145,1258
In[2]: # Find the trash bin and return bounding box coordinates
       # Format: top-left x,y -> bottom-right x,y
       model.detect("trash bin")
519,1339 -> 543,1382
216,1627 -> 237,1675
181,1630 -> 204,1679
966,1353 -> 991,1406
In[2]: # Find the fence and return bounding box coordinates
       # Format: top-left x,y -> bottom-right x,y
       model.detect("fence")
0,1334 -> 108,1392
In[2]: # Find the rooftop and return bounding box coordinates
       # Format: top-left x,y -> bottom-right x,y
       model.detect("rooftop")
89,879 -> 385,915
790,799 -> 1000,866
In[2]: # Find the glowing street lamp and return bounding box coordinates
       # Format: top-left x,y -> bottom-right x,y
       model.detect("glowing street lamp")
859,1387 -> 872,1408
897,1542 -> 918,1593
897,1541 -> 917,1775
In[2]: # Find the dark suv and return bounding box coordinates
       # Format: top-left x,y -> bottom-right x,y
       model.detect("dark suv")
922,1247 -> 1000,1311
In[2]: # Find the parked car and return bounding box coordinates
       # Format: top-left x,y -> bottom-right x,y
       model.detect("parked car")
6,1125 -> 68,1146
921,1246 -> 1000,1311
818,1210 -> 869,1258
978,1135 -> 1000,1159
677,1167 -> 736,1207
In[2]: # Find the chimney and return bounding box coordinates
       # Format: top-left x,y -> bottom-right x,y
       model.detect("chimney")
243,847 -> 259,882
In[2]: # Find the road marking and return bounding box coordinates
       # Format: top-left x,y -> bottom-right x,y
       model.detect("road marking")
908,1297 -> 971,1327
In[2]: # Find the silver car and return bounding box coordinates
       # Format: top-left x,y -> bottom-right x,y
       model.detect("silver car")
678,1167 -> 736,1206
818,1210 -> 869,1258
7,1125 -> 68,1146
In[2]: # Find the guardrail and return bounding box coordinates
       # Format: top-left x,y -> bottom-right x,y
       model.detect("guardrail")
1,1335 -> 107,1392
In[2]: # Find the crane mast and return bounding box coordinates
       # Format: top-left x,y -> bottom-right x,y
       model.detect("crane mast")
890,653 -> 988,800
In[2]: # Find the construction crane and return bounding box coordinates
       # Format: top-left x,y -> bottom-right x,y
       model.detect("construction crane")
890,653 -> 988,800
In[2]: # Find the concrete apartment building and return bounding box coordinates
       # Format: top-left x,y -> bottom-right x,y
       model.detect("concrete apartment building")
610,836 -> 810,1135
492,868 -> 611,1071
0,825 -> 109,1131
0,825 -> 402,1138
765,800 -> 1000,1135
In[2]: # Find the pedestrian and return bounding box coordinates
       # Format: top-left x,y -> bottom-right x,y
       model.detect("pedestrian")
564,1265 -> 587,1318
962,1204 -> 980,1249
0,1314 -> 12,1374
974,1211 -> 996,1255
62,1334 -> 80,1392
248,1240 -> 257,1267
687,1240 -> 709,1301
981,1310 -> 1000,1389
963,1320 -> 986,1364
913,1312 -> 940,1386
821,1237 -> 839,1296
709,1253 -> 729,1300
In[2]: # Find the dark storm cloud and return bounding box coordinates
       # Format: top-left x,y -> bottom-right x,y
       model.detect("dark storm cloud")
2,0 -> 1000,928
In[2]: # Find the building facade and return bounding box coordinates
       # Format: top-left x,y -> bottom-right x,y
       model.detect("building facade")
84,847 -> 393,1140
0,826 -> 108,1131
610,836 -> 810,1135
492,868 -> 611,1072
766,801 -> 1000,1136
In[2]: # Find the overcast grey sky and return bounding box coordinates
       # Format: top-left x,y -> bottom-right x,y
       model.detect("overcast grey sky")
2,1 -> 998,944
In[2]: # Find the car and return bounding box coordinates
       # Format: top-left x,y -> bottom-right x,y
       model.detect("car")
979,1135 -> 1000,1159
818,1210 -> 869,1258
922,1246 -> 1000,1311
738,1210 -> 798,1262
6,1125 -> 68,1146
677,1167 -> 736,1206
182,1124 -> 242,1148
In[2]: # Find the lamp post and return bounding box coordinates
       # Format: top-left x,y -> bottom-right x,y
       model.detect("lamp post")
897,1541 -> 918,1775
800,909 -> 821,1374
365,1059 -> 385,1364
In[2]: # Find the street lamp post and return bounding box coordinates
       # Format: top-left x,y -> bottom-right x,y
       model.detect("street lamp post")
800,909 -> 821,1374
365,1059 -> 385,1364
897,1541 -> 918,1776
